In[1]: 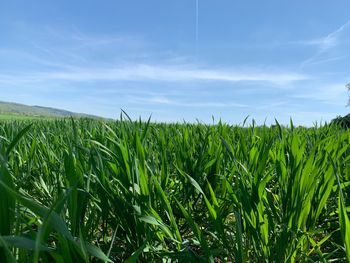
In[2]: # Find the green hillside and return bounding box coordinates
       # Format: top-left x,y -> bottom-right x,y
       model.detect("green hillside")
0,101 -> 99,119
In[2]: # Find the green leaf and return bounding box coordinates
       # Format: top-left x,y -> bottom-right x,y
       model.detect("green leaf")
1,236 -> 51,251
6,124 -> 33,156
124,243 -> 146,263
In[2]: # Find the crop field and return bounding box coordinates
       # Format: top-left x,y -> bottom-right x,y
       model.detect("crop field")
0,117 -> 349,262
0,115 -> 46,121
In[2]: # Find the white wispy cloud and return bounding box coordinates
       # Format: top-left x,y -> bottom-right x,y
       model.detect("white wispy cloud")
291,82 -> 347,105
1,23 -> 347,125
129,95 -> 249,108
301,19 -> 350,66
0,25 -> 309,90
0,64 -> 308,86
316,20 -> 350,50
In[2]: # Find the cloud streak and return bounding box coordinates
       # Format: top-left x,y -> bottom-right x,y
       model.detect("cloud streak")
1,19 -> 348,125
291,82 -> 347,105
0,64 -> 308,86
301,19 -> 350,66
129,95 -> 250,108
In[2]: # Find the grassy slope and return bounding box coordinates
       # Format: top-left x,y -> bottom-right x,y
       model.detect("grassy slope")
0,101 -> 99,119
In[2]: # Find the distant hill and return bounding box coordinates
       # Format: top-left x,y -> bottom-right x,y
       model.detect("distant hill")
0,101 -> 101,119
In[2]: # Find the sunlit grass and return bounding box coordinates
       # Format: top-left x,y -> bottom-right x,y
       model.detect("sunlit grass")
0,116 -> 349,262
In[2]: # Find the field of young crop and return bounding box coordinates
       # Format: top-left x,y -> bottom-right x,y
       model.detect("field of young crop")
0,117 -> 349,262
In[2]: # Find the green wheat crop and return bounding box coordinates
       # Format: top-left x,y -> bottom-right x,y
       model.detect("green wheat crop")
0,116 -> 349,262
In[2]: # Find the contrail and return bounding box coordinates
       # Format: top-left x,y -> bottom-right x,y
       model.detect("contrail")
195,0 -> 199,59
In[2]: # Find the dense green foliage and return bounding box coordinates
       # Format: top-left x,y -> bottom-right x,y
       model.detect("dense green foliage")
332,114 -> 350,129
0,117 -> 349,262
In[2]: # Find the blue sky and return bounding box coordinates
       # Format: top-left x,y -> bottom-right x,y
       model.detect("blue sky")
0,0 -> 349,125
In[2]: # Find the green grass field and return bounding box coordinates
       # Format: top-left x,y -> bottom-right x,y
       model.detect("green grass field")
0,117 -> 349,262
0,114 -> 45,121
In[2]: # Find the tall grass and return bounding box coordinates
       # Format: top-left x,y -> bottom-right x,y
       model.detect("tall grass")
0,117 -> 349,262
